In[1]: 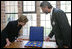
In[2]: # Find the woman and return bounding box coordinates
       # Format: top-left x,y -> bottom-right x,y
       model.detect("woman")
1,15 -> 28,48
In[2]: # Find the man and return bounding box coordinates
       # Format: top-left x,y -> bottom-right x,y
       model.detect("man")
40,1 -> 71,48
1,15 -> 28,48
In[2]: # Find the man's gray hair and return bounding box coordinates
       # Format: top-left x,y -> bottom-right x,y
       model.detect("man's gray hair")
40,1 -> 52,9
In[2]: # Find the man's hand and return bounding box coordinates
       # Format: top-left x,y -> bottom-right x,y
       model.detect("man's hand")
45,37 -> 50,41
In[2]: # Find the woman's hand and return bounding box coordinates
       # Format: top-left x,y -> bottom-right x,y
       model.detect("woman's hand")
5,41 -> 11,47
5,38 -> 11,47
15,38 -> 24,42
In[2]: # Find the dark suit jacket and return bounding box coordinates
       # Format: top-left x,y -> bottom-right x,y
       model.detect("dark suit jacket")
48,8 -> 71,47
1,20 -> 22,48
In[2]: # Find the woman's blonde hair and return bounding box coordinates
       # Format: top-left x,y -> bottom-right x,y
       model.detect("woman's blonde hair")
18,15 -> 28,23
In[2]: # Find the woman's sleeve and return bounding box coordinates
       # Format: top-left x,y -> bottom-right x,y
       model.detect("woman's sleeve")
1,22 -> 12,38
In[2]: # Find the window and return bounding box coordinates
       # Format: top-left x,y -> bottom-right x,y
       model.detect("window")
60,1 -> 71,26
60,1 -> 71,12
5,1 -> 18,13
40,14 -> 52,37
5,14 -> 18,24
23,14 -> 37,39
22,1 -> 36,39
66,13 -> 71,26
23,1 -> 36,13
5,1 -> 18,24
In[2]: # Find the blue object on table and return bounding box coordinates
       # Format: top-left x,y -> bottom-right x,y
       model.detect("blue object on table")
25,41 -> 43,48
25,26 -> 44,48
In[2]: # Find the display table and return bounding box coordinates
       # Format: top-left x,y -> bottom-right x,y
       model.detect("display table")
4,40 -> 57,48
